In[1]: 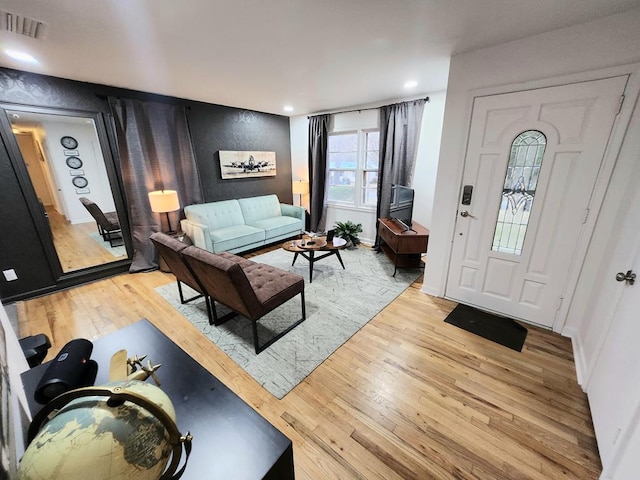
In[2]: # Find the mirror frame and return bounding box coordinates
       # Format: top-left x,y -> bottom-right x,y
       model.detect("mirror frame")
0,103 -> 132,281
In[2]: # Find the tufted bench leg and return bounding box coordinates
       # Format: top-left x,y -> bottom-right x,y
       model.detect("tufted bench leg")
210,300 -> 238,326
253,290 -> 306,354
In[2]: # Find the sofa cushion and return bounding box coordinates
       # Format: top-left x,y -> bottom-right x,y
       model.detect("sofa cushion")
185,200 -> 245,231
210,225 -> 265,253
182,194 -> 304,255
238,195 -> 281,225
248,216 -> 302,240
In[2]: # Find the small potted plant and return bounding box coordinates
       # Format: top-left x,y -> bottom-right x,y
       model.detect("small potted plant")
333,220 -> 363,247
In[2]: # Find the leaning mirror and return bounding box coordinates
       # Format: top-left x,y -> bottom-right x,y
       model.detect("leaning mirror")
7,109 -> 128,273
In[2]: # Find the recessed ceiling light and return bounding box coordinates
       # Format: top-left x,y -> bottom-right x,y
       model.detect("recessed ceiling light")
283,105 -> 294,113
5,49 -> 39,64
404,80 -> 418,89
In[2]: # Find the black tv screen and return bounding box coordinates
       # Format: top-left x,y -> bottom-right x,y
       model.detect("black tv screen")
389,185 -> 414,228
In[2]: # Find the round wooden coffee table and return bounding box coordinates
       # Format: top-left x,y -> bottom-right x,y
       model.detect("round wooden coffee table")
282,236 -> 349,282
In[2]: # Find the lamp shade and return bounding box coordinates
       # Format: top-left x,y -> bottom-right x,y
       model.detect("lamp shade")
292,180 -> 309,195
148,190 -> 180,213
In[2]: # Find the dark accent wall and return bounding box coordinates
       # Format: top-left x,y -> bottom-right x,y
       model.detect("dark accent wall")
188,104 -> 292,202
0,134 -> 56,292
0,67 -> 292,302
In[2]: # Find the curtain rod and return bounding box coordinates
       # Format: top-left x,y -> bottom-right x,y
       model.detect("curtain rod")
307,96 -> 429,119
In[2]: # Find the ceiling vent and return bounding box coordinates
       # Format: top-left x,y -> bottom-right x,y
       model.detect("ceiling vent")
0,10 -> 46,39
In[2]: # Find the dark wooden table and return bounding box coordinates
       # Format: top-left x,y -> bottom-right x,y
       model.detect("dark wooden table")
282,236 -> 348,282
21,319 -> 295,480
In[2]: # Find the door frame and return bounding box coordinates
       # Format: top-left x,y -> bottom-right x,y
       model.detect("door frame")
440,63 -> 640,333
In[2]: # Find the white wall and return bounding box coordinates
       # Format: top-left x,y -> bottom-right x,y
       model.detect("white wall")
412,90 -> 446,232
423,8 -> 640,303
290,114 -> 310,210
289,94 -> 447,244
42,121 -> 115,225
0,303 -> 30,477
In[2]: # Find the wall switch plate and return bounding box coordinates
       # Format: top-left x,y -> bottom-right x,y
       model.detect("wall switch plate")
2,269 -> 17,281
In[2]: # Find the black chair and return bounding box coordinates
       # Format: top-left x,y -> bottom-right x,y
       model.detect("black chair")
19,333 -> 51,368
79,197 -> 122,247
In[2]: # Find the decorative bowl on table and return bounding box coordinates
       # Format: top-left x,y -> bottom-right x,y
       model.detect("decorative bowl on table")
331,237 -> 347,247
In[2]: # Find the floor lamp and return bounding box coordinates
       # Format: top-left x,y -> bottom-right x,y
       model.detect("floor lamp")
149,190 -> 180,234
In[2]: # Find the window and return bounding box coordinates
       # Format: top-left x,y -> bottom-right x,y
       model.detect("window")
491,130 -> 546,255
327,130 -> 379,207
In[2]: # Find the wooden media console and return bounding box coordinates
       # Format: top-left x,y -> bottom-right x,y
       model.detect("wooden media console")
377,217 -> 429,275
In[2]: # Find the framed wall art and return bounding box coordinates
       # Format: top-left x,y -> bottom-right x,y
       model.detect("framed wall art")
219,151 -> 276,179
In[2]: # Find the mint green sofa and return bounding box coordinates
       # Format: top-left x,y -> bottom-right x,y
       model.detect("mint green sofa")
180,194 -> 304,254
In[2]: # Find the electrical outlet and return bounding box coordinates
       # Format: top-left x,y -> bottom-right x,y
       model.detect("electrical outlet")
2,269 -> 17,281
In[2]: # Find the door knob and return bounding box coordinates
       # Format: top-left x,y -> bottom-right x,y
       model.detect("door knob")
460,210 -> 476,218
616,270 -> 636,285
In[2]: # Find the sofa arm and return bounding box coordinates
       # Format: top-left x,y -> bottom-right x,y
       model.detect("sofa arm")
280,203 -> 305,226
180,218 -> 212,251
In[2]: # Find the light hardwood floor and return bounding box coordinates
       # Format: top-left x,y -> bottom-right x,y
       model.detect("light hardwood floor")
46,206 -> 126,272
17,267 -> 601,479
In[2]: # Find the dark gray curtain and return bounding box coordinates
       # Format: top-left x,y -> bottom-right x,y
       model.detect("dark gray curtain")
308,114 -> 329,232
109,98 -> 202,272
376,99 -> 426,232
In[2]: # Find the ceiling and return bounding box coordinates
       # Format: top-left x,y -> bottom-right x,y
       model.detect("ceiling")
0,0 -> 639,116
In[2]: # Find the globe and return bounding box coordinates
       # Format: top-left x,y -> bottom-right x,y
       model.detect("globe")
17,380 -> 178,480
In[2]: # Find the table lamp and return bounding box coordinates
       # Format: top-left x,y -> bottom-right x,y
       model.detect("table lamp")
292,180 -> 309,207
148,190 -> 180,234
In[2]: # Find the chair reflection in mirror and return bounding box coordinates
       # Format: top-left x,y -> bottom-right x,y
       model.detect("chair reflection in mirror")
79,197 -> 123,247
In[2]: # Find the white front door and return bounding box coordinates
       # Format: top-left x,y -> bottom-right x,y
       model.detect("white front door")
445,76 -> 627,328
588,246 -> 640,479
584,175 -> 640,478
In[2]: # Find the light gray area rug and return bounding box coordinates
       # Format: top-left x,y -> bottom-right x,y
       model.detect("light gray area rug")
88,231 -> 127,258
156,247 -> 422,398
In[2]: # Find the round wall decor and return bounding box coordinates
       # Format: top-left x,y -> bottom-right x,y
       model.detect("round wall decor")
65,156 -> 83,169
60,136 -> 78,149
72,176 -> 88,188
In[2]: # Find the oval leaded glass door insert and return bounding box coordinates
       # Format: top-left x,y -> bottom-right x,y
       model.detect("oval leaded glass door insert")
491,130 -> 546,255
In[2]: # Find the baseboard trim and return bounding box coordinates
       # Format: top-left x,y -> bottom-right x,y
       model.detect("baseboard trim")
420,284 -> 441,296
563,325 -> 587,391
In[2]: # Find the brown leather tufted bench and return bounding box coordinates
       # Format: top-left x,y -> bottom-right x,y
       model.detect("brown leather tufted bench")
180,245 -> 306,354
150,232 -> 212,320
